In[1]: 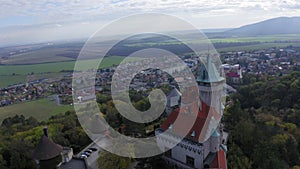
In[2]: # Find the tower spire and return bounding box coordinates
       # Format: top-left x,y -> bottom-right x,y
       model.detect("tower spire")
207,46 -> 210,75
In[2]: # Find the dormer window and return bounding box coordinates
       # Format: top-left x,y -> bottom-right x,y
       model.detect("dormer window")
191,131 -> 195,137
169,124 -> 173,129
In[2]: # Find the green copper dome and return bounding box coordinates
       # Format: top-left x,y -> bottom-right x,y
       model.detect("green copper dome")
197,55 -> 224,83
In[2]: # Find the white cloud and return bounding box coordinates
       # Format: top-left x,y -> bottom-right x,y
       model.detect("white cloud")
0,0 -> 299,24
0,0 -> 299,46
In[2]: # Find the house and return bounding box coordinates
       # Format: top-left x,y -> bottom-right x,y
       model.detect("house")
222,64 -> 242,84
166,88 -> 182,115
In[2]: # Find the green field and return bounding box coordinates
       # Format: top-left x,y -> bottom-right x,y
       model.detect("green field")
1,48 -> 74,64
0,97 -> 74,123
217,42 -> 300,52
124,34 -> 300,46
211,34 -> 300,43
123,34 -> 300,53
1,34 -> 300,88
0,56 -> 136,88
0,56 -> 128,75
0,75 -> 27,88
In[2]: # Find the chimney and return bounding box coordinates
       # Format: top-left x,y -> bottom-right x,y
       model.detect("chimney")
43,127 -> 49,137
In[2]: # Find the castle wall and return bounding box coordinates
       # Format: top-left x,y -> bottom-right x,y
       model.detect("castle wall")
156,129 -> 204,169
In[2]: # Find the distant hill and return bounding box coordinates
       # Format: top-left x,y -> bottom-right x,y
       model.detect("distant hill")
225,17 -> 300,36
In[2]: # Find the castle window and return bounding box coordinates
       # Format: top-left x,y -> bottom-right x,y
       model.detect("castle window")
186,155 -> 195,167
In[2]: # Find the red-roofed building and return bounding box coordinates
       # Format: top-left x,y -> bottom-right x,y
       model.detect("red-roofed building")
222,64 -> 243,84
155,55 -> 228,169
209,149 -> 227,169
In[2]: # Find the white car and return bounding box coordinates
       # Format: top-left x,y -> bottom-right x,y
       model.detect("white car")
80,154 -> 88,158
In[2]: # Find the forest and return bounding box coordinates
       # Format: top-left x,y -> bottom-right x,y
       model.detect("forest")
0,71 -> 299,169
0,111 -> 91,169
225,71 -> 300,169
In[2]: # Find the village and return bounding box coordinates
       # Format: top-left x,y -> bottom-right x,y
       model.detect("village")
1,46 -> 300,108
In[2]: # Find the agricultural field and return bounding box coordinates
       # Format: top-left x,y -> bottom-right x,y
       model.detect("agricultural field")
0,97 -> 74,123
0,56 -> 128,74
0,56 -> 137,88
0,75 -> 27,88
210,34 -> 300,43
217,42 -> 300,52
123,34 -> 300,46
121,34 -> 300,53
0,48 -> 74,65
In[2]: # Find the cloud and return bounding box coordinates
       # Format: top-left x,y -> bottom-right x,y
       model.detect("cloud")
0,0 -> 299,46
0,0 -> 299,26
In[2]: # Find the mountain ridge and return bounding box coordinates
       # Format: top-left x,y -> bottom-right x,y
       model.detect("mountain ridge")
224,16 -> 300,36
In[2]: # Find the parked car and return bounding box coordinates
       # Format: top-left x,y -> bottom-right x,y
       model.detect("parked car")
88,147 -> 98,152
84,150 -> 93,154
81,152 -> 90,157
80,154 -> 88,158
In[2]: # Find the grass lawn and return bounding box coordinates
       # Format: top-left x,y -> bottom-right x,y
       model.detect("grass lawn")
0,98 -> 74,123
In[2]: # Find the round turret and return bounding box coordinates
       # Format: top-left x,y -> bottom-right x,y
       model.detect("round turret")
210,130 -> 220,153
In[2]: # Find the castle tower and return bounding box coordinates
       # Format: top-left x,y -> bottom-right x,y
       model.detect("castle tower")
210,130 -> 221,153
196,54 -> 225,142
155,54 -> 227,169
32,127 -> 63,169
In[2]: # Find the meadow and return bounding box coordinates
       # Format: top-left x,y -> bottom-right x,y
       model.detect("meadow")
0,56 -> 136,88
210,34 -> 300,43
1,48 -> 74,64
0,97 -> 74,123
217,42 -> 300,52
124,34 -> 300,46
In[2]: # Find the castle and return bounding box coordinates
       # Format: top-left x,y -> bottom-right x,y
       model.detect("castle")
156,55 -> 228,169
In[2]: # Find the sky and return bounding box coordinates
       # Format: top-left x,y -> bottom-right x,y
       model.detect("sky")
0,0 -> 300,46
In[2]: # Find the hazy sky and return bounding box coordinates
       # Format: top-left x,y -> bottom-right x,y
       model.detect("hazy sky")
0,0 -> 299,46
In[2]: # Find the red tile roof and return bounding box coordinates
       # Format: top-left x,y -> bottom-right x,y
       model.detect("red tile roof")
210,149 -> 227,169
226,72 -> 240,78
161,101 -> 212,141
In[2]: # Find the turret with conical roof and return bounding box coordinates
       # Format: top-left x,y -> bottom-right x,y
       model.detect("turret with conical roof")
197,53 -> 225,114
32,127 -> 63,169
197,53 -> 225,84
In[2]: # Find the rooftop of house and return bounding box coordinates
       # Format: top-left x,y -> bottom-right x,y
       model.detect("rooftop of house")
226,72 -> 241,78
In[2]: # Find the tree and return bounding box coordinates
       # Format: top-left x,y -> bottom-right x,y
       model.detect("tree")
0,154 -> 8,169
98,150 -> 131,169
227,143 -> 252,169
4,139 -> 36,169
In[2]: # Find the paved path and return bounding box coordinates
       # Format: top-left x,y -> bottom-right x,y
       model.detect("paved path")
77,134 -> 112,169
79,134 -> 138,169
